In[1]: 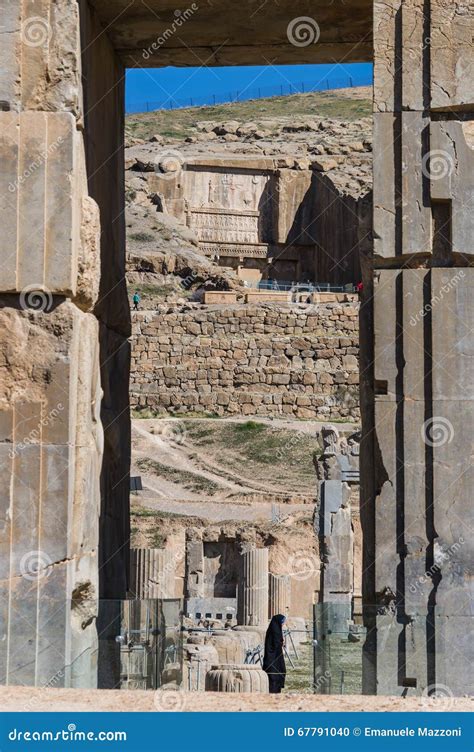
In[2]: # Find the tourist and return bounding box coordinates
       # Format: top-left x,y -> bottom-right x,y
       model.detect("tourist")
132,291 -> 140,310
262,614 -> 286,693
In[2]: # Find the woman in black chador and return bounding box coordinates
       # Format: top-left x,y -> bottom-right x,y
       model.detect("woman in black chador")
262,614 -> 286,693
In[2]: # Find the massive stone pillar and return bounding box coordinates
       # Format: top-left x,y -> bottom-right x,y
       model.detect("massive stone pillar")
269,574 -> 291,618
238,548 -> 269,627
366,0 -> 474,695
0,1 -> 100,687
0,1 -> 130,687
129,548 -> 175,599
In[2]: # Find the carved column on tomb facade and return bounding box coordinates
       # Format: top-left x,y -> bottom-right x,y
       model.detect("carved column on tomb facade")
238,547 -> 269,627
368,0 -> 474,695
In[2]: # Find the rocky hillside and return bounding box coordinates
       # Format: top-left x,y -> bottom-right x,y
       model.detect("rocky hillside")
124,87 -> 372,307
125,86 -> 372,141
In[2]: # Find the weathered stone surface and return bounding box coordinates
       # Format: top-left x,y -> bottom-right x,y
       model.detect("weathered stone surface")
88,1 -> 372,68
430,120 -> 474,257
0,111 -> 99,303
374,0 -> 474,112
373,112 -> 432,260
369,267 -> 474,694
430,0 -> 474,111
0,0 -> 82,117
0,301 -> 102,687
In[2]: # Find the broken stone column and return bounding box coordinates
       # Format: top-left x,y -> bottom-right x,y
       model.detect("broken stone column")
269,574 -> 291,618
184,528 -> 204,600
315,426 -> 360,634
368,0 -> 474,696
183,640 -> 219,691
205,664 -> 269,693
238,547 -> 269,627
129,548 -> 176,599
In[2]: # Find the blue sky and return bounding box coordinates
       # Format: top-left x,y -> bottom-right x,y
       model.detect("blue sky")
125,63 -> 373,113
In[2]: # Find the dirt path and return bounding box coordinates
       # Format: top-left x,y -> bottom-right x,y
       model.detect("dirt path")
132,419 -> 320,506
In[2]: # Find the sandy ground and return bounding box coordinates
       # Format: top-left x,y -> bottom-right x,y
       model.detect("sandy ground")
1,687 -> 471,713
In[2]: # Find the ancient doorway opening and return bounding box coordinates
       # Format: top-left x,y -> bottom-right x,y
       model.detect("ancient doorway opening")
122,65 -> 373,695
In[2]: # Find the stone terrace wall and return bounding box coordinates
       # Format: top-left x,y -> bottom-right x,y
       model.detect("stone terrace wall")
130,298 -> 359,421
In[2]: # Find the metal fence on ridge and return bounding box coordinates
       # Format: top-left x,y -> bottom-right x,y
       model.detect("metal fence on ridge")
126,74 -> 373,114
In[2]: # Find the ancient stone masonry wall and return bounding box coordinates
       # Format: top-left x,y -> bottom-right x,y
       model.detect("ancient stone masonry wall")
130,300 -> 360,421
